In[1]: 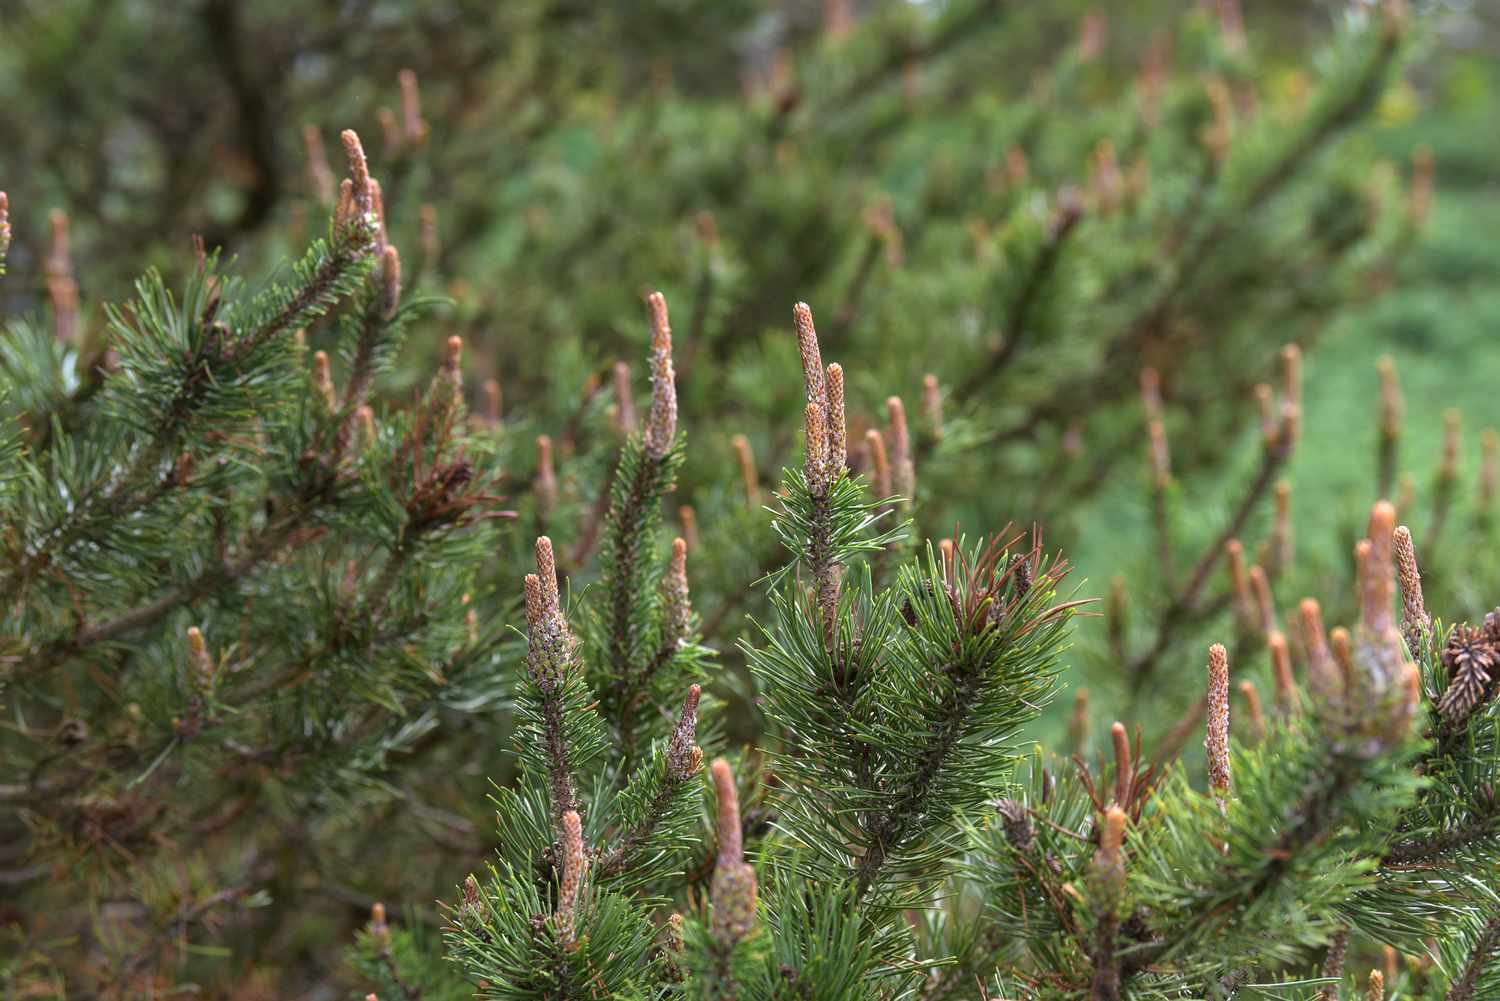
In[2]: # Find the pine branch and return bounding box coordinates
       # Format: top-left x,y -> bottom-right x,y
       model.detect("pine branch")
21,500 -> 323,678
598,293 -> 682,753
989,13 -> 1403,445
1127,384 -> 1297,695
1383,820 -> 1499,867
854,653 -> 982,897
958,192 -> 1084,399
524,536 -> 584,822
1446,916 -> 1500,1001
1088,808 -> 1128,1001
337,246 -> 405,454
810,0 -> 1006,122
595,685 -> 701,884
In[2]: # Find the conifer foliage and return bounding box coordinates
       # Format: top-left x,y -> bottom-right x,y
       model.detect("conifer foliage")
1,2 -> 1497,999
0,137 -> 517,994
423,310 -> 1494,1000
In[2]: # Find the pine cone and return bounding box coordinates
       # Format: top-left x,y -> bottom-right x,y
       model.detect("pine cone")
1437,619 -> 1500,726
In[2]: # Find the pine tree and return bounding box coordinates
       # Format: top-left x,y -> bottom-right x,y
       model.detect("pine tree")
5,2 -> 1495,998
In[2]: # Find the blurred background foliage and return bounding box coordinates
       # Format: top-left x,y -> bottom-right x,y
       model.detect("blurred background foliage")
1,0 -> 1499,996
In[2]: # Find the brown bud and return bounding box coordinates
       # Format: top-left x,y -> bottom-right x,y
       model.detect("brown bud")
1281,345 -> 1302,428
710,758 -> 758,945
554,810 -> 586,947
644,292 -> 678,459
311,351 -> 336,411
667,683 -> 702,780
661,537 -> 692,648
923,374 -> 943,440
399,68 -> 429,145
1392,525 -> 1428,647
938,538 -> 956,584
866,429 -> 892,500
887,396 -> 915,500
440,333 -> 459,373
380,245 -> 401,319
1206,644 -> 1231,797
535,536 -> 560,617
534,436 -> 558,516
678,505 -> 700,552
1269,631 -> 1299,715
420,202 -> 439,271
1147,419 -> 1171,489
792,302 -> 826,408
354,405 -> 377,451
1301,598 -> 1341,706
825,363 -> 847,482
1092,805 -> 1128,900
335,179 -> 355,234
1367,969 -> 1384,1001
1350,504 -> 1420,745
0,191 -> 10,262
422,335 -> 462,422
1262,481 -> 1293,574
1281,403 -> 1302,450
823,0 -> 853,40
483,378 -> 502,426
1255,383 -> 1277,450
1098,809 -> 1124,866
1359,502 -> 1397,635
339,129 -> 373,216
613,361 -> 637,435
187,626 -> 214,693
370,901 -> 390,952
804,401 -> 831,496
731,434 -> 760,504
172,451 -> 194,490
1069,687 -> 1091,756
1378,356 -> 1403,441
1226,540 -> 1256,635
1238,681 -> 1267,743
302,126 -> 335,205
1111,721 -> 1131,808
367,177 -> 388,252
1250,565 -> 1276,638
712,759 -> 742,864
1440,408 -> 1461,484
46,209 -> 79,344
523,574 -> 546,643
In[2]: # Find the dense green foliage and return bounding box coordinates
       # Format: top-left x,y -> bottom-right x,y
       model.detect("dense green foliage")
1,1 -> 1499,998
